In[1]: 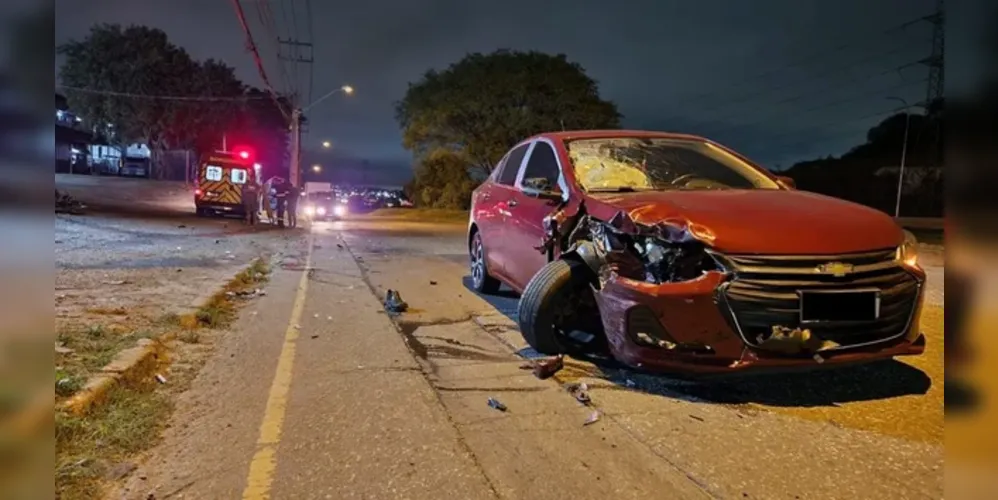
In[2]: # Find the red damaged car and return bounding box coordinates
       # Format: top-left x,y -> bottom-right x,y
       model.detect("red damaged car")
467,130 -> 925,373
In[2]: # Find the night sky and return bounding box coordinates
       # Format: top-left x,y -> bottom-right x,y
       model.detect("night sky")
55,0 -> 944,185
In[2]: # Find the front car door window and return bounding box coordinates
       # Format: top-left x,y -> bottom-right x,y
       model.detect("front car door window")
518,141 -> 561,191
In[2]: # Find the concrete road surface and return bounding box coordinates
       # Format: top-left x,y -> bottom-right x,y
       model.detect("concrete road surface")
115,218 -> 944,500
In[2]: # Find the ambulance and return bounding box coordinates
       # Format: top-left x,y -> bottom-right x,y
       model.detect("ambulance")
193,148 -> 262,217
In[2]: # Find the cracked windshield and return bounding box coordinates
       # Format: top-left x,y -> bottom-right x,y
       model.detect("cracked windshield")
568,137 -> 780,192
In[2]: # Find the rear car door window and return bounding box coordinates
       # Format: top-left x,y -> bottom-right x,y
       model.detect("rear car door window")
497,144 -> 530,186
520,141 -> 560,187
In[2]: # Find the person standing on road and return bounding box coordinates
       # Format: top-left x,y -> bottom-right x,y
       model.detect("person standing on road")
263,178 -> 275,224
241,180 -> 260,225
286,182 -> 301,228
274,179 -> 289,228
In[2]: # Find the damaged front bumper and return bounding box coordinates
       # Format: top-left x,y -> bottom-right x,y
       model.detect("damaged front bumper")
593,267 -> 926,374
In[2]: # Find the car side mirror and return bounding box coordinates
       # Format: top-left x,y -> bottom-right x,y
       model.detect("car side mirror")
522,177 -> 563,201
776,176 -> 796,189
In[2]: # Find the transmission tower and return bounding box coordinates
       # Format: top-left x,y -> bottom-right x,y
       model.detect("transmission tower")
920,0 -> 945,109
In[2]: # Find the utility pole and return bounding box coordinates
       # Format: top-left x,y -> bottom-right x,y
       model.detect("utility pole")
290,108 -> 302,186
278,38 -> 313,186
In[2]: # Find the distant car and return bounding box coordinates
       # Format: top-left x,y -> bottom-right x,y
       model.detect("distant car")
303,192 -> 348,219
468,129 -> 926,374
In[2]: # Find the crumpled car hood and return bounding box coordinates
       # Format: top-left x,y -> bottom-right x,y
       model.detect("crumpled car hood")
587,189 -> 904,254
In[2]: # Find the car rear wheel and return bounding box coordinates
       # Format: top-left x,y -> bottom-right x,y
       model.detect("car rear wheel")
470,231 -> 501,294
518,259 -> 606,356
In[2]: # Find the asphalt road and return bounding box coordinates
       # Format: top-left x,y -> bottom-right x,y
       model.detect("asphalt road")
115,218 -> 945,500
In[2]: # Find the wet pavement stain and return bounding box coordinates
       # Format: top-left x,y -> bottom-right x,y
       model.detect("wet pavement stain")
397,320 -> 516,363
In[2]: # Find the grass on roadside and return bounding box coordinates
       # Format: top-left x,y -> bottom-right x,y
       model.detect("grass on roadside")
180,258 -> 270,330
55,383 -> 170,500
360,208 -> 469,224
55,327 -> 157,401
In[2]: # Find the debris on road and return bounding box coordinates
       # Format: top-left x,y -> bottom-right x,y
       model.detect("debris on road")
487,397 -> 508,412
155,374 -> 167,384
384,289 -> 409,314
311,334 -> 319,339
55,190 -> 86,214
336,243 -> 344,249
532,355 -> 564,379
227,288 -> 266,299
566,382 -> 591,405
102,280 -> 130,285
429,280 -> 438,285
584,410 -> 601,426
689,414 -> 705,422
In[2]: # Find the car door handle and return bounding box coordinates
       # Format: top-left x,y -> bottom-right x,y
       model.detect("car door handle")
508,199 -> 518,208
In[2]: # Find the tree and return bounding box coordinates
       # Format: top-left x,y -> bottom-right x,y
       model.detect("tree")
58,24 -> 250,178
407,149 -> 478,209
395,50 -> 621,176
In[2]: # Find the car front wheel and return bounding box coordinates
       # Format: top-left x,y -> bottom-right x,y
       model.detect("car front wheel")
517,259 -> 606,356
469,231 -> 501,294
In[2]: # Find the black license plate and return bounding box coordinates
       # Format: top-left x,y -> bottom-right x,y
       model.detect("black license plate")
799,290 -> 880,322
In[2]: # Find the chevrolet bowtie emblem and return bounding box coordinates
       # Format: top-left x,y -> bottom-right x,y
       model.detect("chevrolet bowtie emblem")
816,262 -> 854,277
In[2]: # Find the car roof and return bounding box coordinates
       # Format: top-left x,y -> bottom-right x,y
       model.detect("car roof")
526,129 -> 708,144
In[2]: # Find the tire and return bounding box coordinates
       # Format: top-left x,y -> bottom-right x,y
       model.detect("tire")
469,230 -> 502,294
518,259 -> 598,356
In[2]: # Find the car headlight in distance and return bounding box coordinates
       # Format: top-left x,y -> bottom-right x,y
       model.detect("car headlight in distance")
896,229 -> 919,268
333,204 -> 348,217
316,206 -> 327,216
304,205 -> 316,216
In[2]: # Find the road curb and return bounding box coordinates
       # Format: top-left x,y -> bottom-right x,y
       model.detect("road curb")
57,258 -> 264,416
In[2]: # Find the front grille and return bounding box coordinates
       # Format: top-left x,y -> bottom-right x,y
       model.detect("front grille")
717,249 -> 921,349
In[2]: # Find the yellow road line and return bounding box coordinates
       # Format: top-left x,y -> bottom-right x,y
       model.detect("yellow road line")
242,230 -> 314,500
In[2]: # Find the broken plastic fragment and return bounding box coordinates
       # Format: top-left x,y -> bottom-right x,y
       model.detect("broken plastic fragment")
756,326 -> 836,355
584,410 -> 601,426
566,382 -> 591,404
532,355 -> 564,380
487,397 -> 507,412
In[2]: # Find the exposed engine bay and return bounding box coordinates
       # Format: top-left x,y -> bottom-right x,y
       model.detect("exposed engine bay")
540,201 -> 721,287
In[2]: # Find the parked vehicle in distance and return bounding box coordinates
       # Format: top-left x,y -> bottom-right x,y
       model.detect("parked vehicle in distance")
467,130 -> 925,373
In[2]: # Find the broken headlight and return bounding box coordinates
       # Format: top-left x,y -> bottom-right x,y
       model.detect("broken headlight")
635,238 -> 721,283
896,229 -> 919,268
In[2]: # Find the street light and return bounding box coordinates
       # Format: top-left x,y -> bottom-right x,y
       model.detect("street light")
322,141 -> 332,148
302,84 -> 355,113
312,164 -> 322,172
886,96 -> 911,218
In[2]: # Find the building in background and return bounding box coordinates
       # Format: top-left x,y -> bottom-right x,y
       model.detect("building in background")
55,93 -> 93,173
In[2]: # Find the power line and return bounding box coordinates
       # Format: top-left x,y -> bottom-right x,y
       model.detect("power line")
663,43 -> 921,126
755,104 -> 911,152
707,78 -> 926,138
667,13 -> 934,106
304,0 -> 315,107
253,0 -> 294,94
57,85 -> 272,101
228,0 -> 290,119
